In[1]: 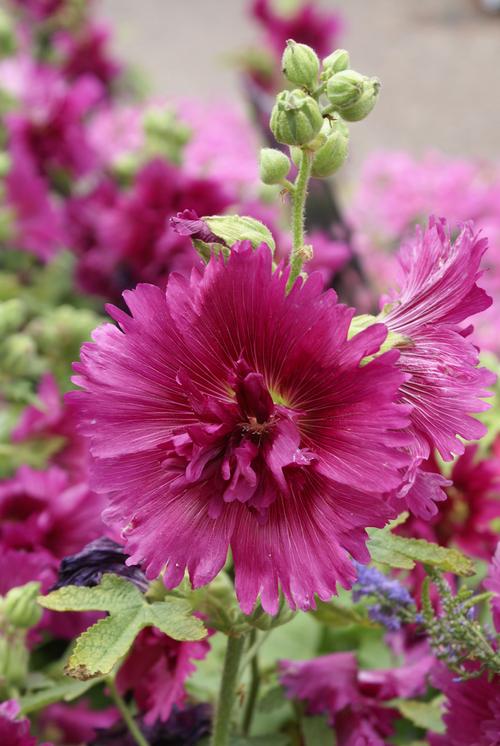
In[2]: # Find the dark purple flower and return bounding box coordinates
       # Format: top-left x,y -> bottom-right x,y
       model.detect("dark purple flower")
90,704 -> 211,746
52,537 -> 148,592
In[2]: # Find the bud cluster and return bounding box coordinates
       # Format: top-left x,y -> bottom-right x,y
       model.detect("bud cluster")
260,40 -> 380,186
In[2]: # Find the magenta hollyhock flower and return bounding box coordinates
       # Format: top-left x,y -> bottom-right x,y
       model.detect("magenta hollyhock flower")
251,0 -> 343,59
71,243 -> 411,613
383,219 -> 493,462
429,664 -> 500,746
0,465 -> 104,560
68,159 -> 231,302
54,23 -> 122,89
0,700 -> 52,746
8,0 -> 64,22
39,702 -> 118,745
0,547 -> 56,596
5,135 -> 66,260
484,542 -> 500,633
116,627 -> 210,724
279,650 -> 432,744
12,373 -> 89,480
401,446 -> 500,559
5,70 -> 102,182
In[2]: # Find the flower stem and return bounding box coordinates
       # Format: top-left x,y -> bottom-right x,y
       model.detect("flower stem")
242,639 -> 260,735
210,633 -> 246,746
288,148 -> 312,290
106,677 -> 149,746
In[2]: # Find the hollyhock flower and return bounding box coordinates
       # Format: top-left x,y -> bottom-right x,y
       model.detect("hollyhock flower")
251,0 -> 343,59
5,69 -> 102,182
5,135 -> 66,260
0,700 -> 52,746
429,664 -> 500,746
39,702 -> 118,745
0,465 -> 104,560
383,219 -> 492,463
69,159 -> 232,301
279,650 -> 432,744
175,98 -> 260,189
400,446 -> 500,560
349,151 -> 500,352
12,373 -> 89,480
484,542 -> 500,633
0,547 -> 56,596
54,23 -> 122,89
116,627 -> 210,724
53,536 -> 148,591
87,105 -> 144,168
71,242 -> 411,613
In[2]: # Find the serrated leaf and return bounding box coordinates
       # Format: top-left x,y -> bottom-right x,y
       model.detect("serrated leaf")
39,574 -> 206,680
68,609 -> 143,679
393,698 -> 445,734
205,215 -> 276,251
39,573 -> 143,613
368,528 -> 475,576
20,678 -> 101,714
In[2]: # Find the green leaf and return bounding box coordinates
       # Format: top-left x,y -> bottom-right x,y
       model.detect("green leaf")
367,526 -> 475,576
393,698 -> 445,734
39,574 -> 206,680
301,715 -> 334,745
204,215 -> 276,251
19,678 -> 101,714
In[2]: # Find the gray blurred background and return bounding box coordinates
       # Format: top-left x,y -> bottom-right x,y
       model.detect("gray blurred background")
99,0 -> 500,175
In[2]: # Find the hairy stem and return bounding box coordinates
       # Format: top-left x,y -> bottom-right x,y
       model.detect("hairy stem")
242,640 -> 260,736
210,633 -> 246,746
106,677 -> 149,746
288,149 -> 312,290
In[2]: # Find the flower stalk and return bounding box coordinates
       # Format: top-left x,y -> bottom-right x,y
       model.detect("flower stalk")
288,148 -> 313,290
210,633 -> 246,746
106,676 -> 149,746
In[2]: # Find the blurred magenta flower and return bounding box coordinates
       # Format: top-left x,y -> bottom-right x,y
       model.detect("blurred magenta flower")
0,699 -> 52,746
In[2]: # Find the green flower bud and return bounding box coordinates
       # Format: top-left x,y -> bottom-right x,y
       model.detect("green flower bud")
259,147 -> 291,185
0,633 -> 29,687
339,78 -> 380,121
3,582 -> 42,629
310,125 -> 349,178
143,106 -> 190,166
281,39 -> 320,91
0,298 -> 26,336
1,333 -> 37,376
270,89 -> 323,147
326,69 -> 366,109
321,48 -> 350,78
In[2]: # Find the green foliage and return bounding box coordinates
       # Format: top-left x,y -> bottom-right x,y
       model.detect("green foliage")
39,574 -> 206,680
392,698 -> 445,734
204,215 -> 276,252
367,517 -> 475,576
301,715 -> 334,745
19,677 -> 102,715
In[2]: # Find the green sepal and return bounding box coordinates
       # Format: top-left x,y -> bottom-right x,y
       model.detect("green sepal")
204,215 -> 276,252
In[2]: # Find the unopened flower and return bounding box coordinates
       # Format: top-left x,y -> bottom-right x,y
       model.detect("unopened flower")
71,242 -> 410,613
